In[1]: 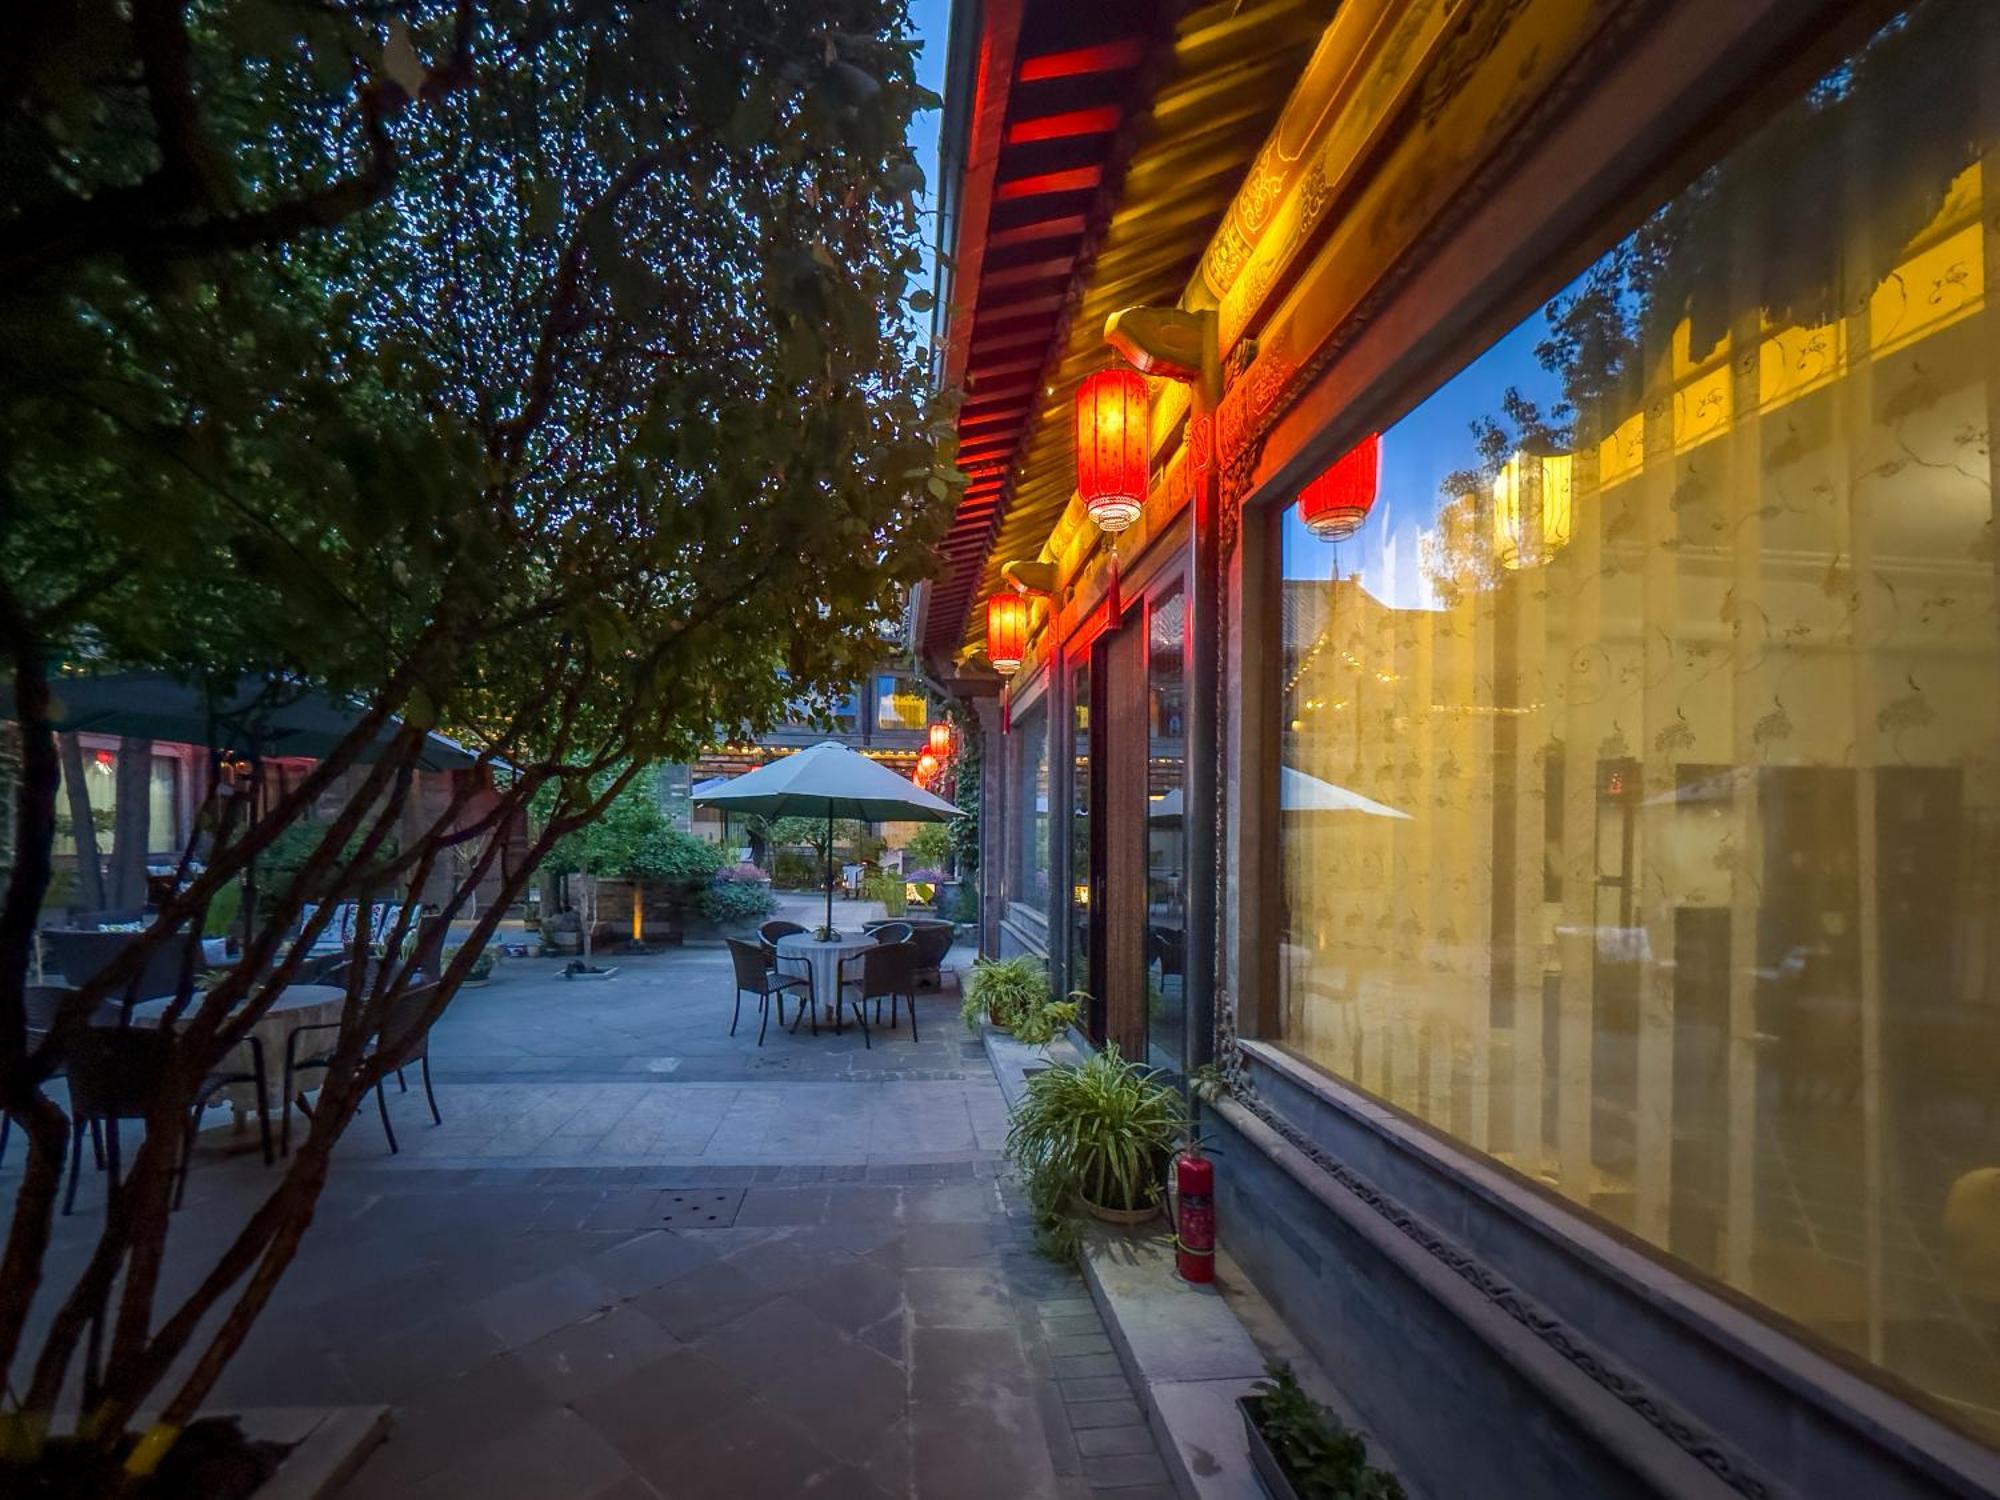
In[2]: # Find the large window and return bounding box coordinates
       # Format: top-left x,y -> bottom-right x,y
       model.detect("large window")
1010,702 -> 1051,921
1276,0 -> 2000,1440
875,675 -> 927,732
1147,590 -> 1187,1071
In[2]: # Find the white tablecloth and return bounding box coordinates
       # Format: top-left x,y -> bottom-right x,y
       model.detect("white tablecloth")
129,984 -> 348,1115
774,933 -> 874,1016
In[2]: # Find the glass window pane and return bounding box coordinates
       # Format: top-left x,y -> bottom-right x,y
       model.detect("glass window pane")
1276,0 -> 2000,1438
876,675 -> 927,731
1011,703 -> 1051,918
1148,591 -> 1187,1071
1072,658 -> 1092,1000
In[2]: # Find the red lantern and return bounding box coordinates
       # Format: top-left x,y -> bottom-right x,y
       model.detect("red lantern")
1299,433 -> 1380,541
928,721 -> 953,759
1074,369 -> 1150,533
915,751 -> 941,785
986,592 -> 1028,676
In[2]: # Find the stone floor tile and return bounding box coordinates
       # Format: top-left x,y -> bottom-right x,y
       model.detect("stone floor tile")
630,1401 -> 845,1499
507,1302 -> 681,1403
1067,1398 -> 1146,1430
582,1228 -> 715,1299
1074,1424 -> 1158,1458
695,1292 -> 854,1389
409,1406 -> 633,1500
630,1257 -> 778,1340
910,1395 -> 1059,1500
572,1348 -> 753,1475
790,1255 -> 909,1336
1082,1452 -> 1173,1488
905,1265 -> 1013,1329
1058,1374 -> 1136,1403
470,1263 -> 620,1350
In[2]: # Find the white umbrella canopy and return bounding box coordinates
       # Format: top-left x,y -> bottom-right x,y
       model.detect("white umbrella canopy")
692,741 -> 960,933
1147,766 -> 1411,822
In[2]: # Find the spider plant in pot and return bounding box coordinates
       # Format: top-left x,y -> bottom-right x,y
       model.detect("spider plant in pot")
961,954 -> 1047,1032
1006,1044 -> 1186,1225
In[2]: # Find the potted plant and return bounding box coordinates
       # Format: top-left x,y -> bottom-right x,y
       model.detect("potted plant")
1011,987 -> 1082,1046
1239,1362 -> 1405,1500
961,954 -> 1047,1032
1005,1043 -> 1186,1225
541,907 -> 584,955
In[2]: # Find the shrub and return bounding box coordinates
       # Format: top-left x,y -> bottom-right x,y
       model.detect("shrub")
1248,1362 -> 1406,1500
903,823 -> 954,870
631,828 -> 726,892
700,878 -> 777,924
770,850 -> 818,888
1012,990 -> 1081,1047
961,954 -> 1046,1031
860,870 -> 905,915
1005,1044 -> 1185,1217
717,861 -> 768,883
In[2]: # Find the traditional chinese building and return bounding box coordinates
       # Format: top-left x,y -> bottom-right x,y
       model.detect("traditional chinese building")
918,0 -> 2000,1493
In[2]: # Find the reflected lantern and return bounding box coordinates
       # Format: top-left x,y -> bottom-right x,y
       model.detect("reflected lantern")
986,592 -> 1028,676
928,721 -> 953,759
1074,369 -> 1150,533
1298,433 -> 1380,541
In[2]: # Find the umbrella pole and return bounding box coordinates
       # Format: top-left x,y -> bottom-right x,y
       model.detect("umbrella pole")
824,809 -> 834,936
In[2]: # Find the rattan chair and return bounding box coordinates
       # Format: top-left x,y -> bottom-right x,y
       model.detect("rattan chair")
282,982 -> 442,1155
728,937 -> 811,1045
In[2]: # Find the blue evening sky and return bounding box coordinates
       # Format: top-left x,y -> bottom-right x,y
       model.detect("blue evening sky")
907,0 -> 952,301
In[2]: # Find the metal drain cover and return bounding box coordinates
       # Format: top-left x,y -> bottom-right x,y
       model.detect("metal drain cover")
659,1189 -> 744,1227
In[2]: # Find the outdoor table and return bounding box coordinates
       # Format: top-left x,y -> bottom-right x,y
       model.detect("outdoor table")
773,932 -> 874,1029
128,984 -> 348,1122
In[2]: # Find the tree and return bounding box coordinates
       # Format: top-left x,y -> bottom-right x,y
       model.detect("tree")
0,0 -> 958,1485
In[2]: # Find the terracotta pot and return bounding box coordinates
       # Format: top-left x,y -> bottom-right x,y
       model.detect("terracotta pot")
1079,1196 -> 1160,1226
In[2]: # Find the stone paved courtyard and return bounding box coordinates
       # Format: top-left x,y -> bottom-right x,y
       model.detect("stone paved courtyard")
4,904 -> 1174,1498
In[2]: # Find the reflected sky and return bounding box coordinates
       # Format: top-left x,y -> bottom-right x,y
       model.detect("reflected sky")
1282,317 -> 1568,609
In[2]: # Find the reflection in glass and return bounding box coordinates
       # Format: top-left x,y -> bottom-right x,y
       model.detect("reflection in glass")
1072,658 -> 1093,1006
1148,591 -> 1188,1071
1011,704 -> 1050,918
876,675 -> 927,732
1276,0 -> 2000,1440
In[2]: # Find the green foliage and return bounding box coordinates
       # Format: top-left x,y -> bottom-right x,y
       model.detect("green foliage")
200,880 -> 243,939
950,709 -> 981,877
545,781 -> 722,892
1011,993 -> 1080,1048
261,820 -> 401,902
1249,1364 -> 1406,1500
752,816 -> 863,855
1005,1045 -> 1185,1215
860,870 -> 906,915
903,823 -> 953,870
769,850 -> 819,888
699,879 -> 778,925
961,954 -> 1046,1031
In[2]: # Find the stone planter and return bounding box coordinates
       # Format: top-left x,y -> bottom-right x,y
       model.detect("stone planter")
1239,1395 -> 1296,1500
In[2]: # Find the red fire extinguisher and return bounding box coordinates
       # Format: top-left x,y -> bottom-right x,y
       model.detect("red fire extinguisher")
1172,1144 -> 1215,1284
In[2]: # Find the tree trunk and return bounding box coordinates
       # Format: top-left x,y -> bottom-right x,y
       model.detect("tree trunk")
108,737 -> 152,908
56,732 -> 106,912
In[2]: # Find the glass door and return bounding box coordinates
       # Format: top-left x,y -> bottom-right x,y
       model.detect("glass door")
1070,653 -> 1100,1039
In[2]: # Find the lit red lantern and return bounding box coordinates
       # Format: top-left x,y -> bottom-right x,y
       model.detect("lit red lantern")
986,592 -> 1028,676
1074,369 -> 1150,533
1298,433 -> 1380,541
915,751 -> 941,785
928,721 -> 953,759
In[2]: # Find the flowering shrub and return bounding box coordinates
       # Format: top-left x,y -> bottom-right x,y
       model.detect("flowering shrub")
700,877 -> 778,924
717,862 -> 770,883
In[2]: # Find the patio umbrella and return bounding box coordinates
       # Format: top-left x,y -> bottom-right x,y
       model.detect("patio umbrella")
1147,766 -> 1411,821
692,740 -> 960,935
3,672 -> 489,770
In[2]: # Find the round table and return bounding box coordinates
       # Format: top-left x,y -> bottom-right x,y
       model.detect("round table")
129,984 -> 348,1117
773,933 -> 874,1027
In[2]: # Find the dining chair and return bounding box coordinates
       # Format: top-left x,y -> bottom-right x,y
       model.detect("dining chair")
836,944 -> 918,1049
910,923 -> 953,987
869,921 -> 914,948
59,1032 -> 214,1216
728,937 -> 811,1045
282,982 -> 442,1155
0,985 -> 117,1171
